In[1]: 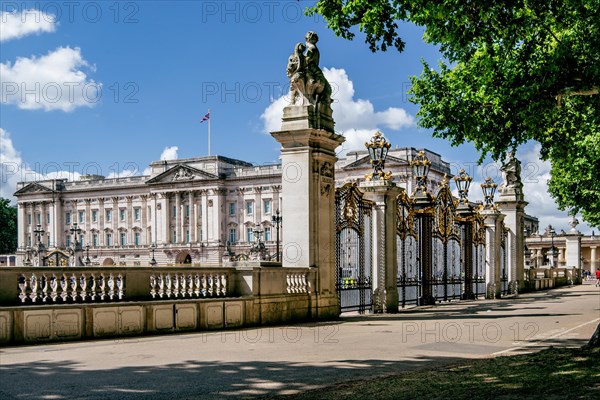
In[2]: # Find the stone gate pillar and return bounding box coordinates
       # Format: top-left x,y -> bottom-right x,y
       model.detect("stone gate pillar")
565,217 -> 582,272
495,152 -> 527,293
481,208 -> 504,298
361,180 -> 402,313
271,105 -> 343,319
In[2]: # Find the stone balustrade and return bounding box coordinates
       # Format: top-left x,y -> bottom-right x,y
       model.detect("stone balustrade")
286,272 -> 309,293
0,266 -> 236,306
523,267 -> 581,291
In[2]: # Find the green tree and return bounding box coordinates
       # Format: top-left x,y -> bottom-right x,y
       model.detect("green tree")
309,0 -> 600,227
0,198 -> 18,253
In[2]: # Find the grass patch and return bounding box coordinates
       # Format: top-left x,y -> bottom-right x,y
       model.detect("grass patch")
263,347 -> 600,399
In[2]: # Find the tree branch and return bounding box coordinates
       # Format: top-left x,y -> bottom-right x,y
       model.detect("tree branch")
556,87 -> 599,108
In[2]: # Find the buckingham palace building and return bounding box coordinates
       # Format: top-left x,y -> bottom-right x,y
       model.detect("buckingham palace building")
14,147 -> 450,267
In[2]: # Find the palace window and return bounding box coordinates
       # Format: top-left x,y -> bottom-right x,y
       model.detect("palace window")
27,235 -> 32,247
36,213 -> 41,224
120,232 -> 126,246
264,199 -> 271,214
185,205 -> 190,218
186,229 -> 190,243
247,227 -> 254,242
92,234 -> 98,247
229,228 -> 236,243
246,201 -> 253,216
106,209 -> 112,222
80,236 -> 85,247
229,202 -> 236,216
66,235 -> 71,247
172,205 -> 177,218
65,212 -> 71,225
46,212 -> 50,223
79,211 -> 85,223
92,210 -> 98,222
135,232 -> 141,246
119,209 -> 126,222
172,230 -> 177,243
265,227 -> 271,241
134,208 -> 140,221
106,233 -> 113,246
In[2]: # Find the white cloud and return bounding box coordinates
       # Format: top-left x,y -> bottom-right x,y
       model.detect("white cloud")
449,143 -> 594,235
0,9 -> 56,42
159,146 -> 179,161
261,67 -> 415,151
0,46 -> 101,112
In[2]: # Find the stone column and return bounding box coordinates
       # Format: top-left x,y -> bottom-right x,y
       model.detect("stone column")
271,108 -> 343,318
17,203 -> 26,249
590,246 -> 597,274
175,192 -> 182,244
188,191 -> 196,243
481,208 -> 504,299
565,232 -> 582,268
496,196 -> 527,294
159,193 -> 168,245
200,190 -> 209,243
360,180 -> 402,313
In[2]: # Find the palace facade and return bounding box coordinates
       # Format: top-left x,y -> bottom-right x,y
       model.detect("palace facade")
14,147 -> 451,266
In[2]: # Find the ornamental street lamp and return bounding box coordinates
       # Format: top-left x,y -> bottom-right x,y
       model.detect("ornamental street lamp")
454,169 -> 472,204
365,131 -> 392,181
85,244 -> 91,266
410,150 -> 432,195
272,209 -> 282,262
69,222 -> 82,250
481,177 -> 497,209
149,243 -> 157,266
33,224 -> 45,247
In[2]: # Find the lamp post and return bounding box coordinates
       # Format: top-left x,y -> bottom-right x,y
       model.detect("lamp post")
548,225 -> 556,268
69,222 -> 82,250
411,150 -> 432,197
455,169 -> 475,299
454,169 -> 472,205
85,244 -> 91,266
149,243 -> 157,266
365,131 -> 392,181
272,209 -> 282,262
481,177 -> 497,209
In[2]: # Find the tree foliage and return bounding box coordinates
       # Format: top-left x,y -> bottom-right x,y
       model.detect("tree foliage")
309,0 -> 600,227
0,198 -> 18,253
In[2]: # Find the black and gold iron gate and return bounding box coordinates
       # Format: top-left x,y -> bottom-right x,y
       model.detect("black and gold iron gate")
500,222 -> 509,295
335,183 -> 373,313
431,183 -> 462,301
396,191 -> 421,307
472,214 -> 487,297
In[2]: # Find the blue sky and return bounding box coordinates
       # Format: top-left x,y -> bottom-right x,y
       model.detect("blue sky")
0,1 -> 593,234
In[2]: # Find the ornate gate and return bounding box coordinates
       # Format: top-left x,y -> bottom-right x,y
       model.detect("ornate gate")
500,223 -> 509,295
335,183 -> 373,313
431,182 -> 462,301
396,191 -> 420,307
472,213 -> 487,297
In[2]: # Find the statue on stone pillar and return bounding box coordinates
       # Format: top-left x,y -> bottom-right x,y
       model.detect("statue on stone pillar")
286,32 -> 332,110
499,151 -> 523,195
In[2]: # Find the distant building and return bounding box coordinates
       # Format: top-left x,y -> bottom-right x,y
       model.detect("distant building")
14,148 -> 450,266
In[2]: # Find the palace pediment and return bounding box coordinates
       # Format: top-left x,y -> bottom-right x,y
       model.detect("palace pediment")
146,164 -> 218,184
13,182 -> 55,195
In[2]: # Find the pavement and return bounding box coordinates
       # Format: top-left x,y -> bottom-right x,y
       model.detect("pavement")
1,282 -> 599,399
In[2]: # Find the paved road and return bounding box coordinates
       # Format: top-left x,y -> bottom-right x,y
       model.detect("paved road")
1,283 -> 598,399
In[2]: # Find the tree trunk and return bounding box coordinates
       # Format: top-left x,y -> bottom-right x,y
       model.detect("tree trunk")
585,322 -> 600,348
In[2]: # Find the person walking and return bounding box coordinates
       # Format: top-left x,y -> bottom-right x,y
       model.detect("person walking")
596,269 -> 600,287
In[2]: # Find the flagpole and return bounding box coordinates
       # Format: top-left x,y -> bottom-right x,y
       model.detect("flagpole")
208,108 -> 211,156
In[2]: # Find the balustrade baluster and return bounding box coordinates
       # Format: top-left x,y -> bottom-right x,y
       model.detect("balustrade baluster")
186,275 -> 193,297
201,274 -> 208,297
60,275 -> 68,302
150,275 -> 157,298
286,274 -> 292,294
214,274 -> 220,297
89,274 -> 96,301
29,274 -> 39,302
116,274 -> 124,300
69,274 -> 78,301
180,275 -> 187,297
165,274 -> 172,298
41,274 -> 49,302
173,273 -> 180,297
98,274 -> 106,300
194,274 -> 200,297
108,274 -> 115,300
220,274 -> 227,296
79,275 -> 87,301
50,274 -> 58,302
18,274 -> 27,303
157,274 -> 164,298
